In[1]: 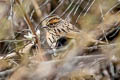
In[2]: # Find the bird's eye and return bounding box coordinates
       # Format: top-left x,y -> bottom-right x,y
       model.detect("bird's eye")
55,37 -> 68,48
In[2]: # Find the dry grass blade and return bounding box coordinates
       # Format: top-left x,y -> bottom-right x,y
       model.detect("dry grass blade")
60,0 -> 75,17
31,0 -> 42,19
91,13 -> 120,40
15,0 -> 46,61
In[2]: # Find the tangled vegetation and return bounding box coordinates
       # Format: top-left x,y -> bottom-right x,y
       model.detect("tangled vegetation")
0,0 -> 120,80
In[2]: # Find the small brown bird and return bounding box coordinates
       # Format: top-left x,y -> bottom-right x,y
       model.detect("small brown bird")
41,15 -> 79,49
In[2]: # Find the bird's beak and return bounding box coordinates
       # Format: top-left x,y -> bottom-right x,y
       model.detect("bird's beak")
41,26 -> 48,28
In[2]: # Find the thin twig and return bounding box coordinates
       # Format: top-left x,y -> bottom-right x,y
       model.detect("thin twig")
0,39 -> 29,42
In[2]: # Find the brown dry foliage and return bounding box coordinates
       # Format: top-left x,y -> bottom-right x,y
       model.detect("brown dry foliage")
0,0 -> 120,80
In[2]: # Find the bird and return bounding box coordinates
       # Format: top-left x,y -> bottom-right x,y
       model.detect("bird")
41,15 -> 80,50
41,15 -> 106,59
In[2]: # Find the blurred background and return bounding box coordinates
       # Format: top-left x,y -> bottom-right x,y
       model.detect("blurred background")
0,0 -> 120,80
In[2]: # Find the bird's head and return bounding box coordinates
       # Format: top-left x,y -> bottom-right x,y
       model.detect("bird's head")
41,15 -> 61,29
